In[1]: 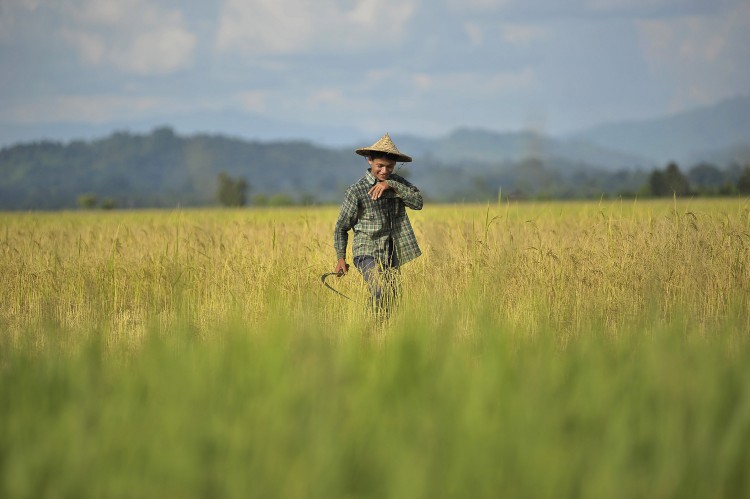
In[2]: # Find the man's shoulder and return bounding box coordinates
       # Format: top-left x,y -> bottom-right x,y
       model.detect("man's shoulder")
389,173 -> 417,188
346,175 -> 371,193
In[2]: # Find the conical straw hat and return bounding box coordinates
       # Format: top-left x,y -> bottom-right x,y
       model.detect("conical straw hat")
355,133 -> 412,163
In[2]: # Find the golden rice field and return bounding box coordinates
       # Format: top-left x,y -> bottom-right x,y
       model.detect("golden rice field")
2,198 -> 748,343
1,198 -> 750,498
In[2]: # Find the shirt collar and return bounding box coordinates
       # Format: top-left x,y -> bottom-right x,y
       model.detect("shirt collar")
365,169 -> 377,185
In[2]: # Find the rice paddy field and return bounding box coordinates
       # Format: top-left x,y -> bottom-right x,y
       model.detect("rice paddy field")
1,198 -> 749,498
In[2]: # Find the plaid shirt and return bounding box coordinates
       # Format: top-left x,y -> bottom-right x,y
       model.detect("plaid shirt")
334,170 -> 423,266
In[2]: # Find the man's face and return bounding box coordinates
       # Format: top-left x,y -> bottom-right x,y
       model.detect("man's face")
368,157 -> 396,182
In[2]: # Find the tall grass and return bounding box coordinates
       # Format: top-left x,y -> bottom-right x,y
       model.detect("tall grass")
1,199 -> 749,498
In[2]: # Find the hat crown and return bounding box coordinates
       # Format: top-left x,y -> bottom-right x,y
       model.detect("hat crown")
370,133 -> 399,154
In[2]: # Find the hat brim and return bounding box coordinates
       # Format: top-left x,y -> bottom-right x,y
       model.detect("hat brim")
355,148 -> 412,163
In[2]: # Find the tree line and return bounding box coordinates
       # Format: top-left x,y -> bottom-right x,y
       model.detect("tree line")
2,127 -> 749,210
214,171 -> 318,207
647,161 -> 750,197
210,160 -> 750,208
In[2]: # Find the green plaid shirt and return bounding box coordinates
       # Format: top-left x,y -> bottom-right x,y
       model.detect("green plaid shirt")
334,170 -> 423,266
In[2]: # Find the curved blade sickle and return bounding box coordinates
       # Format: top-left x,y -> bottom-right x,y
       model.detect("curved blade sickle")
321,272 -> 355,302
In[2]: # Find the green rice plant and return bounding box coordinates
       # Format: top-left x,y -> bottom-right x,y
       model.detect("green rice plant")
1,301 -> 749,498
1,198 -> 749,498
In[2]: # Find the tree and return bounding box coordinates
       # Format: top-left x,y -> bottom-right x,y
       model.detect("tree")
300,193 -> 318,206
77,193 -> 98,209
664,162 -> 690,196
650,162 -> 690,197
688,162 -> 724,193
514,157 -> 559,196
649,169 -> 668,197
216,172 -> 249,207
737,166 -> 750,195
252,194 -> 269,206
101,198 -> 117,210
268,193 -> 294,206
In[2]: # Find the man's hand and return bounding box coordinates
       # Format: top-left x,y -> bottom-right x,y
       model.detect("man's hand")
334,258 -> 349,275
368,181 -> 391,200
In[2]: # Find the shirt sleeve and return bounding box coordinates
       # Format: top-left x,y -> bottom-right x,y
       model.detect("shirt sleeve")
334,187 -> 358,260
386,176 -> 423,210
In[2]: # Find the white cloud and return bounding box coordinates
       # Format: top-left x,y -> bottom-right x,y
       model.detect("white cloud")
307,88 -> 346,107
502,24 -> 547,45
411,73 -> 432,91
9,94 -> 164,123
365,69 -> 397,82
236,91 -> 270,113
464,22 -> 484,46
445,0 -> 511,11
0,0 -> 41,13
60,0 -> 197,74
216,0 -> 311,54
60,29 -> 106,64
243,67 -> 539,131
583,0 -> 727,16
297,87 -> 374,117
216,0 -> 418,55
69,0 -> 129,24
586,0 -> 679,11
117,26 -> 197,74
2,0 -> 747,141
636,2 -> 750,109
231,86 -> 362,121
409,67 -> 536,96
482,68 -> 537,93
0,0 -> 40,39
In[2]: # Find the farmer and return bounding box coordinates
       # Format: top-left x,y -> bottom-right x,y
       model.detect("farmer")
334,133 -> 423,315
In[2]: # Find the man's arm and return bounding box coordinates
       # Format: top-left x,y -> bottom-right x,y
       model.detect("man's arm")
333,188 -> 358,273
386,176 -> 423,210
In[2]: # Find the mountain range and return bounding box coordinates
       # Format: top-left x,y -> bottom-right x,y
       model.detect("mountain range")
571,95 -> 750,166
391,95 -> 750,169
1,95 -> 748,209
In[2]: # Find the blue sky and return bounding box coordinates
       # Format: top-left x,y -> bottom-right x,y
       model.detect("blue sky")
1,0 -> 748,146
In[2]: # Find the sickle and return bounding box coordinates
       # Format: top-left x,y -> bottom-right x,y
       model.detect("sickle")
320,271 -> 355,302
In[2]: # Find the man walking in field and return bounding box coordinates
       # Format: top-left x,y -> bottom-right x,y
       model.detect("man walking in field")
334,133 -> 423,316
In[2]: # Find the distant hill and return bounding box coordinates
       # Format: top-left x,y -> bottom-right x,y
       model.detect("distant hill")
686,142 -> 750,167
571,95 -> 750,165
398,128 -> 650,170
0,127 -> 357,210
2,95 -> 749,210
0,126 -> 655,209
